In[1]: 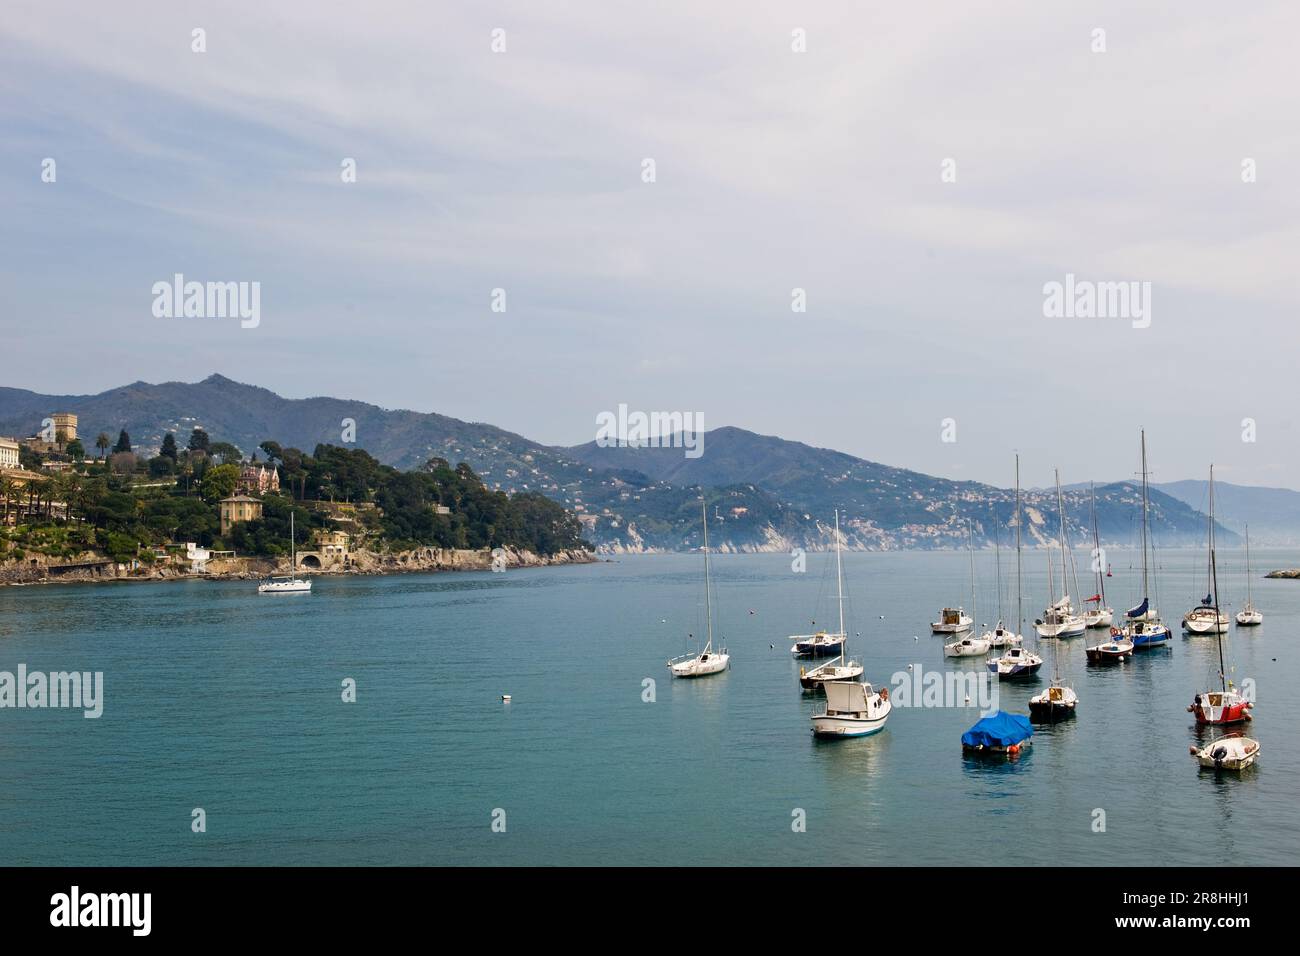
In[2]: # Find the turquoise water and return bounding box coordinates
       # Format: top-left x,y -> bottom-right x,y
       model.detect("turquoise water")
0,549 -> 1296,866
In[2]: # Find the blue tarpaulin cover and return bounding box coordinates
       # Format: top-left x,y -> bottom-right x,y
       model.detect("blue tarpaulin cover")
1126,597 -> 1149,619
961,711 -> 1034,748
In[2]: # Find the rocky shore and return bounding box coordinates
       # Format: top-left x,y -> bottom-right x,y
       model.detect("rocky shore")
1264,568 -> 1300,579
0,546 -> 596,588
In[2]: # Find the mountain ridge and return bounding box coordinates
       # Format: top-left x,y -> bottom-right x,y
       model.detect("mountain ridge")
0,374 -> 1245,552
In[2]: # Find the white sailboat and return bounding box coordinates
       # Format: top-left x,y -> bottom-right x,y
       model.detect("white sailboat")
1081,484 -> 1114,628
799,511 -> 864,689
989,455 -> 1044,680
1183,480 -> 1230,634
1236,524 -> 1263,626
1085,485 -> 1132,663
1118,430 -> 1172,650
668,501 -> 730,678
946,520 -> 991,657
1034,478 -> 1085,639
979,506 -> 1022,649
1029,470 -> 1079,718
258,511 -> 312,594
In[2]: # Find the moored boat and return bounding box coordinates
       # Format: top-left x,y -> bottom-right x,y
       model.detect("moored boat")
668,501 -> 730,678
961,710 -> 1033,757
811,679 -> 891,737
931,607 -> 972,635
1236,524 -> 1263,626
798,511 -> 864,689
1190,733 -> 1259,772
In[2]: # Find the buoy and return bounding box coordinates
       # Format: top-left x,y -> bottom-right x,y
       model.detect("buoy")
907,664 -> 914,671
964,695 -> 971,704
501,694 -> 511,702
1008,744 -> 1019,755
769,643 -> 775,649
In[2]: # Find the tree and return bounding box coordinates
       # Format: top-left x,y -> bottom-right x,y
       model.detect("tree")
209,442 -> 243,464
188,428 -> 211,454
65,438 -> 85,460
200,463 -> 241,503
110,451 -> 137,475
160,433 -> 178,461
113,430 -> 131,454
148,456 -> 175,477
95,432 -> 111,459
259,441 -> 282,465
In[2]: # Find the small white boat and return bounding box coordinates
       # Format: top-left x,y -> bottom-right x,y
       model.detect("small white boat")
945,634 -> 992,657
931,607 -> 972,634
668,501 -> 730,679
1035,605 -> 1086,638
1085,632 -> 1134,664
1028,681 -> 1078,718
1236,524 -> 1263,626
1183,606 -> 1229,635
258,512 -> 312,594
988,645 -> 1044,679
811,680 -> 891,738
1190,733 -> 1260,772
990,457 -> 1043,681
1236,607 -> 1262,626
986,624 -> 1022,648
799,511 -> 864,689
1082,606 -> 1113,628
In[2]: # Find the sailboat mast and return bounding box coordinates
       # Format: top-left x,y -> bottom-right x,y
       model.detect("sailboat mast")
1245,524 -> 1253,605
1091,483 -> 1105,605
993,504 -> 1003,623
1015,455 -> 1023,635
1140,430 -> 1150,601
1210,467 -> 1226,690
702,498 -> 713,652
967,519 -> 976,624
834,509 -> 845,642
1055,469 -> 1068,602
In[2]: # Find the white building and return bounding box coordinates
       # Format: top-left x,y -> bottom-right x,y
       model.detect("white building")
0,437 -> 19,470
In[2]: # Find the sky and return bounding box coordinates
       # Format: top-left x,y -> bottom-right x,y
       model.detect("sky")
2,1 -> 1298,490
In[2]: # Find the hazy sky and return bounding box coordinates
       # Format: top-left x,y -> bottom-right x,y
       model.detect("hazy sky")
3,2 -> 1298,489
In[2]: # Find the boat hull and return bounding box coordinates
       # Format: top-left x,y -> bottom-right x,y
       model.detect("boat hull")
1126,624 -> 1172,649
799,663 -> 864,690
258,580 -> 312,594
988,657 -> 1043,679
944,639 -> 991,658
669,653 -> 730,678
1085,640 -> 1134,664
1235,610 -> 1262,626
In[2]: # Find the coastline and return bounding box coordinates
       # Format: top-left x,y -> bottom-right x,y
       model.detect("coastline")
0,546 -> 597,588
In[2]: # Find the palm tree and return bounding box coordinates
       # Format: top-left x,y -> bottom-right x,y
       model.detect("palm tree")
95,432 -> 111,460
0,475 -> 16,527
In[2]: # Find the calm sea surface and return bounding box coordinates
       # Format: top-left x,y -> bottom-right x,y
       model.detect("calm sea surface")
1,548 -> 1296,866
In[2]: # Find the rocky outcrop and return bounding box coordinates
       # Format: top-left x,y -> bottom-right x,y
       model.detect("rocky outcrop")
1264,569 -> 1300,579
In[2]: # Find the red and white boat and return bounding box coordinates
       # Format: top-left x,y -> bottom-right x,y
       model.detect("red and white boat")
1185,468 -> 1250,726
1189,687 -> 1252,725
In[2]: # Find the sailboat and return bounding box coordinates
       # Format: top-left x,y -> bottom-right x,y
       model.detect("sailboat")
981,505 -> 1022,649
1118,430 -> 1171,650
1187,467 -> 1252,725
258,511 -> 312,594
946,521 -> 991,657
1236,524 -> 1263,626
668,501 -> 730,678
1085,488 -> 1133,662
1081,484 -> 1114,628
1029,470 -> 1080,719
799,511 -> 864,689
1034,477 -> 1086,639
1183,479 -> 1230,634
989,455 -> 1044,680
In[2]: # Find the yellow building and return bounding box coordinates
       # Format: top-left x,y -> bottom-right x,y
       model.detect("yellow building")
219,494 -> 263,536
52,412 -> 78,442
318,529 -> 351,557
